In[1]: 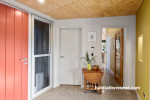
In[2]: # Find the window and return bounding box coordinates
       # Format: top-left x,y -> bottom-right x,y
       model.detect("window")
32,16 -> 52,95
34,19 -> 49,55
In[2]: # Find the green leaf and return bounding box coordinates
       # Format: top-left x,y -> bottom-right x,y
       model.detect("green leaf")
90,57 -> 96,62
86,52 -> 90,61
81,51 -> 96,64
80,57 -> 87,61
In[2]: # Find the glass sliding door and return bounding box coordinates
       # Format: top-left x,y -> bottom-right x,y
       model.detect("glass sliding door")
32,16 -> 52,97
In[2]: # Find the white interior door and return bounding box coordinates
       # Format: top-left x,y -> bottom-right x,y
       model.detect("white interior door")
60,28 -> 81,85
106,36 -> 111,70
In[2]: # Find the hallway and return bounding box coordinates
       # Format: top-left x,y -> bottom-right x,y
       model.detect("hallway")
34,69 -> 139,100
0,1 -> 149,100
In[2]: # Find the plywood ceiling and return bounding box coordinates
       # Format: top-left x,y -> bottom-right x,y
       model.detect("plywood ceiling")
15,0 -> 143,19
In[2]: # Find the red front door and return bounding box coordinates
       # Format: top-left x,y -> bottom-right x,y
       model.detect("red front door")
0,3 -> 28,100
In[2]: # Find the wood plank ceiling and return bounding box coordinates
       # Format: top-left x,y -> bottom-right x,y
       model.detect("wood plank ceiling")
15,0 -> 143,19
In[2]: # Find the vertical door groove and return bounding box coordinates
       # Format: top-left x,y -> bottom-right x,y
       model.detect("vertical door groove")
6,6 -> 15,100
15,9 -> 23,100
0,4 -> 6,100
22,12 -> 28,100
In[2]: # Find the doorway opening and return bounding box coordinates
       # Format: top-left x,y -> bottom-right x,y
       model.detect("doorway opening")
102,28 -> 124,86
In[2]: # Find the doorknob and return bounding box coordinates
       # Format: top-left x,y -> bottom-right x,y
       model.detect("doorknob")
20,58 -> 28,62
60,56 -> 64,58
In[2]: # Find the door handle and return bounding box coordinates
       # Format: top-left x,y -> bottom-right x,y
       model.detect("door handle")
24,62 -> 28,65
60,56 -> 64,58
20,58 -> 28,62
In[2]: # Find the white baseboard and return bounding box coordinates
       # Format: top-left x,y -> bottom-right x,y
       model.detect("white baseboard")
53,84 -> 60,88
135,90 -> 141,100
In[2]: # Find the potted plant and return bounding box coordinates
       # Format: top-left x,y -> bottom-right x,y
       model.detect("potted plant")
81,52 -> 95,70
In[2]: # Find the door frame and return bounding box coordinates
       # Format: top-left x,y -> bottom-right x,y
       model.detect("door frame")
58,27 -> 82,86
31,15 -> 53,99
101,25 -> 128,87
106,35 -> 111,70
114,29 -> 124,86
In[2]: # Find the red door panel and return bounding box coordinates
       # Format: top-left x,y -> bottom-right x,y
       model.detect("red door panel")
6,6 -> 15,100
22,12 -> 28,100
0,4 -> 6,100
0,3 -> 28,100
15,9 -> 23,100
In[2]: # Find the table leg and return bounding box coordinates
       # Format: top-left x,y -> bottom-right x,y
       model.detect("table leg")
98,80 -> 101,94
84,79 -> 86,93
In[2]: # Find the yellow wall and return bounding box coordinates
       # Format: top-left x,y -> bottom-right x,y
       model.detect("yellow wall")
136,0 -> 150,100
106,28 -> 121,72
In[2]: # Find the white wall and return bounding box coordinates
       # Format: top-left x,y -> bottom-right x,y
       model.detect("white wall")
53,15 -> 136,88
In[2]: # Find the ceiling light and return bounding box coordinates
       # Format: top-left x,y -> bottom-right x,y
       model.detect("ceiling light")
39,0 -> 44,3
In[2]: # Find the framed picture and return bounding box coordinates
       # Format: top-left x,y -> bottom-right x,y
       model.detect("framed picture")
88,32 -> 96,41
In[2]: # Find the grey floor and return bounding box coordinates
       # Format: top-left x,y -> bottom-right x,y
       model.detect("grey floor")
34,68 -> 138,100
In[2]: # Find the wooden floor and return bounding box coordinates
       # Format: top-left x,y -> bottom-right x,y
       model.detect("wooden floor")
34,68 -> 139,100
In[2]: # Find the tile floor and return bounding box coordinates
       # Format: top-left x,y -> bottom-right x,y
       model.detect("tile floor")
34,68 -> 138,100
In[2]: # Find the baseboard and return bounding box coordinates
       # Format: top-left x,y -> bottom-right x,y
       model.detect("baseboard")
53,84 -> 60,88
135,90 -> 141,100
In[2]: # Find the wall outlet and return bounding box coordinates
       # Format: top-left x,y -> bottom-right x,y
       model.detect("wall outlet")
143,92 -> 146,98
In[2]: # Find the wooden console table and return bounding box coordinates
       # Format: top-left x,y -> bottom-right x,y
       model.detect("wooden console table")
82,68 -> 103,94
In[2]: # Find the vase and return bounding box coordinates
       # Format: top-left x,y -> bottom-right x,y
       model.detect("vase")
87,64 -> 92,70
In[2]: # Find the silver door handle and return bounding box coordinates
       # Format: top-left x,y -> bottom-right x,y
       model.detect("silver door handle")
24,62 -> 28,65
60,56 -> 64,58
20,58 -> 28,62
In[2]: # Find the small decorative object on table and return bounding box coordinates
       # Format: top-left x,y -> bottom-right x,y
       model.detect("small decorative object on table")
81,52 -> 95,70
93,65 -> 99,71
